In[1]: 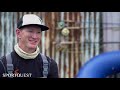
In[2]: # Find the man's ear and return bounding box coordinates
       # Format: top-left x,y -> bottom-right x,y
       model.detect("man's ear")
16,28 -> 21,39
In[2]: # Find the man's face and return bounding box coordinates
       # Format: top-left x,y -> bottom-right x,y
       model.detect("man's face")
16,25 -> 42,50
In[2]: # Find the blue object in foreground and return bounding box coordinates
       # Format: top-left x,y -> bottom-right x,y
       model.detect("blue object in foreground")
77,51 -> 120,78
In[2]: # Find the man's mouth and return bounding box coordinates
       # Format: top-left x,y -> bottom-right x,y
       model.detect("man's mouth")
29,40 -> 37,45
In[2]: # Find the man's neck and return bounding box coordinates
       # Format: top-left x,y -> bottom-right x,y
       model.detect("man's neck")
18,44 -> 36,53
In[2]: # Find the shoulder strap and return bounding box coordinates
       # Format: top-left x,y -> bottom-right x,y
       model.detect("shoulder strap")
40,53 -> 49,78
6,53 -> 13,74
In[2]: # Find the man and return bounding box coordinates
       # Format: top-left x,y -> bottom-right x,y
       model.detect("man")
0,14 -> 59,78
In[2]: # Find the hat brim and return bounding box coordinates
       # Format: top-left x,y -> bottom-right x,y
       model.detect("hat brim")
18,24 -> 49,31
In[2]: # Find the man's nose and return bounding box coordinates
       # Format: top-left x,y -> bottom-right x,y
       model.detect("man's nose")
32,33 -> 38,38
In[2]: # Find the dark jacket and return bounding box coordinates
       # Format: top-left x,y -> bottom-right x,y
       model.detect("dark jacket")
0,50 -> 59,78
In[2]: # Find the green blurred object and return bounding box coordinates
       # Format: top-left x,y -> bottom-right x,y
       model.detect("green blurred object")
57,21 -> 65,29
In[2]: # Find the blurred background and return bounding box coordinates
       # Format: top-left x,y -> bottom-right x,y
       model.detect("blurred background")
0,12 -> 120,78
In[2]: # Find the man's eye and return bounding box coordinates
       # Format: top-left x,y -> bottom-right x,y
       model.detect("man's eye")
38,32 -> 41,33
28,30 -> 33,32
